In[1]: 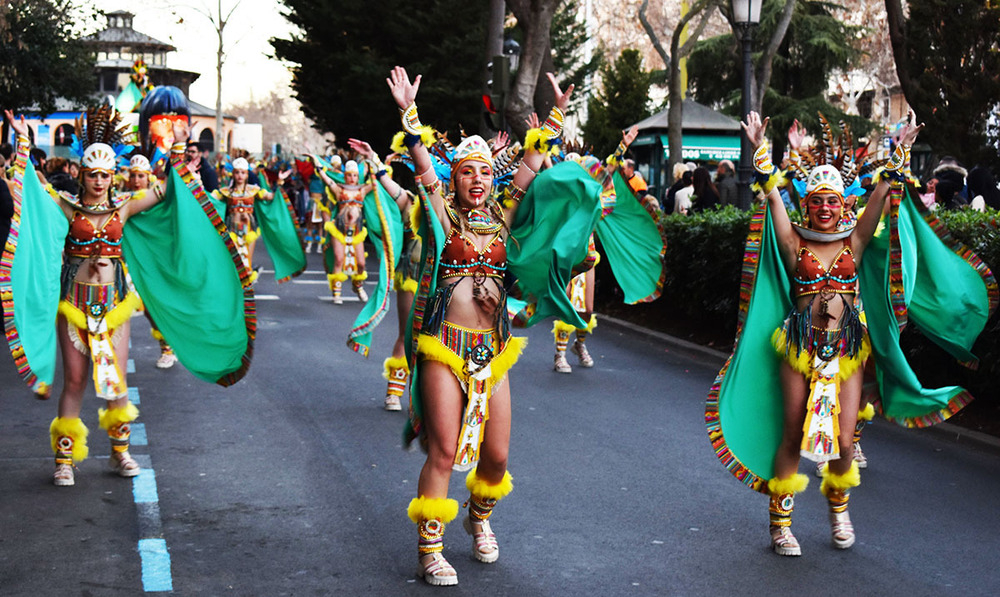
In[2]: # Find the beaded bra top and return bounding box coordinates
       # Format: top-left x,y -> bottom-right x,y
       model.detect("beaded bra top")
66,210 -> 123,258
338,185 -> 365,207
439,206 -> 506,281
792,238 -> 857,298
219,185 -> 262,211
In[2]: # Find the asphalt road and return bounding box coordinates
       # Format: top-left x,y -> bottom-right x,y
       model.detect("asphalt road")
1,249 -> 998,596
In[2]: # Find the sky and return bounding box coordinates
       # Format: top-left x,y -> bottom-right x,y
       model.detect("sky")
91,1 -> 297,108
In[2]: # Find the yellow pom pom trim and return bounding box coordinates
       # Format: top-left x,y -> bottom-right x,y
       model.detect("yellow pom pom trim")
821,461 -> 861,495
466,469 -> 513,501
407,496 -> 459,524
524,127 -> 553,154
767,473 -> 809,496
50,417 -> 89,462
858,402 -> 875,422
400,278 -> 418,294
390,131 -> 408,155
328,272 -> 349,283
351,271 -> 369,283
552,320 -> 577,338
383,356 -> 410,379
98,402 -> 139,430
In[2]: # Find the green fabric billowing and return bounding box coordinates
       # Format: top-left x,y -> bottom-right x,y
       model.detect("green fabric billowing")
348,179 -> 403,356
596,171 -> 666,304
256,179 -> 306,282
4,161 -> 69,396
115,81 -> 144,113
858,186 -> 992,424
716,206 -> 789,482
508,160 -> 603,329
124,166 -> 251,384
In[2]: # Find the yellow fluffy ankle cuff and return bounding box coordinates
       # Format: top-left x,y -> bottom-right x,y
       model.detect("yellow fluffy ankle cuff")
98,402 -> 139,430
768,473 -> 809,496
821,461 -> 861,495
50,417 -> 89,461
466,469 -> 513,501
858,402 -> 876,422
383,356 -> 409,379
407,496 -> 459,524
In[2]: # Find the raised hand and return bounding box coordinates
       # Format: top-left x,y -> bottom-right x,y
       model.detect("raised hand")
4,110 -> 29,138
546,73 -> 575,111
623,125 -> 639,147
387,66 -> 421,110
897,109 -> 924,146
278,168 -> 292,181
347,138 -> 374,160
741,111 -> 769,149
491,131 -> 510,155
787,119 -> 807,151
525,113 -> 541,130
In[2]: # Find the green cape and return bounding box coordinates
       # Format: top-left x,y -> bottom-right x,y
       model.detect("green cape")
256,178 -> 307,283
706,185 -> 996,492
595,171 -> 667,304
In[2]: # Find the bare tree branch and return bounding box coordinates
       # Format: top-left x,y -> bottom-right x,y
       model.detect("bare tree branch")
638,0 -> 671,69
754,0 -> 795,112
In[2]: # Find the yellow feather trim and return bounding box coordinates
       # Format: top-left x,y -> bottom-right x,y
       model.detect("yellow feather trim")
383,356 -> 410,379
351,271 -> 369,283
771,328 -> 871,382
328,272 -> 349,283
150,328 -> 164,342
767,473 -> 809,496
578,314 -> 598,333
390,131 -> 408,155
409,195 -> 422,233
326,224 -> 368,245
523,127 -> 552,153
245,229 -> 260,244
98,402 -> 139,430
58,292 -> 141,332
407,496 -> 459,524
105,292 -> 141,330
466,469 -> 513,501
400,278 -> 418,294
417,334 -> 527,387
50,417 -> 89,461
418,126 -> 437,149
858,402 -> 875,422
821,461 -> 861,495
552,320 -> 577,337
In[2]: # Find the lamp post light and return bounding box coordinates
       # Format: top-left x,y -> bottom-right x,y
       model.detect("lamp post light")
732,0 -> 762,210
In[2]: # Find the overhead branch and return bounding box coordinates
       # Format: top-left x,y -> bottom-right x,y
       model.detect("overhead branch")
754,0 -> 795,112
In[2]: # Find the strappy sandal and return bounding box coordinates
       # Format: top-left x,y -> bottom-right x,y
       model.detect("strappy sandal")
384,394 -> 402,411
830,511 -> 856,549
769,525 -> 802,556
463,516 -> 499,563
418,552 -> 458,586
554,352 -> 572,374
53,463 -> 75,487
110,451 -> 141,478
571,341 -> 594,367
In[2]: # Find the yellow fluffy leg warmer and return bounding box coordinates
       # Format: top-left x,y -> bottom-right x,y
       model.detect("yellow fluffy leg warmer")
408,496 -> 459,524
466,469 -> 514,501
767,473 -> 809,497
821,461 -> 861,496
98,402 -> 139,431
50,417 -> 89,462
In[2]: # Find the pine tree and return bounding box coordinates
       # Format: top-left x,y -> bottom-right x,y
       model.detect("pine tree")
581,49 -> 652,155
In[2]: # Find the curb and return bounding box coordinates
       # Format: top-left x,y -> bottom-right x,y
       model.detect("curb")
598,313 -> 1000,453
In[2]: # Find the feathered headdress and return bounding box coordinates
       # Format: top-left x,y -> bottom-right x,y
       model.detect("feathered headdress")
392,128 -> 522,191
71,105 -> 133,173
789,113 -> 886,200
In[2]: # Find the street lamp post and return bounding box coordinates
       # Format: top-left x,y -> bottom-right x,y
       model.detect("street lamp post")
732,0 -> 762,210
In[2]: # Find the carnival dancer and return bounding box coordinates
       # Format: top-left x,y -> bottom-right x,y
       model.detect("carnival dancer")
552,127 -> 641,373
315,158 -> 371,304
2,102 -> 257,487
214,157 -> 290,283
346,139 -> 419,411
388,65 -> 573,586
706,110 -> 996,557
303,155 -> 339,253
127,153 -> 176,369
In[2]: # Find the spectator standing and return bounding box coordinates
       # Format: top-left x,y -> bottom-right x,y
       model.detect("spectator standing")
689,166 -> 720,213
967,166 -> 1000,211
622,159 -> 648,198
932,157 -> 968,210
715,159 -> 738,207
185,140 -> 219,192
45,157 -> 80,195
673,170 -> 694,215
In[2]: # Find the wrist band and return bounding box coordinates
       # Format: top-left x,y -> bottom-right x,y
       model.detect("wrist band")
400,102 -> 423,136
502,182 -> 526,208
424,178 -> 443,196
171,142 -> 186,154
886,144 -> 910,172
752,143 -> 775,176
541,106 -> 565,139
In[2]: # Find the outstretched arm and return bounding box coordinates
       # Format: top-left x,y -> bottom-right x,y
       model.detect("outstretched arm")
313,160 -> 342,198
742,111 -> 797,264
387,66 -> 445,231
258,169 -> 291,201
853,110 -> 923,257
348,138 -> 412,212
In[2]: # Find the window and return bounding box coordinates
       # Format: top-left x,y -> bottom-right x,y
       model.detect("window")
54,124 -> 75,146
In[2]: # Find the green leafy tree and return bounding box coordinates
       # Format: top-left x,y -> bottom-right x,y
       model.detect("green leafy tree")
272,0 -> 488,153
0,0 -> 95,115
886,0 -> 1000,171
581,49 -> 652,155
688,0 -> 869,156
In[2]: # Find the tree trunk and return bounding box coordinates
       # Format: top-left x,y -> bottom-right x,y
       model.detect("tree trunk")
481,0 -> 506,136
752,0 -> 795,113
506,0 -> 559,139
884,0 -> 917,104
